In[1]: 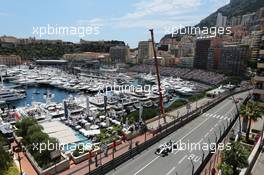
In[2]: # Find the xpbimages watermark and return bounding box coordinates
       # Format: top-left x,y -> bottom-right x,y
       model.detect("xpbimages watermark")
155,140 -> 231,156
164,24 -> 232,37
98,82 -> 161,95
32,140 -> 93,153
32,24 -> 100,37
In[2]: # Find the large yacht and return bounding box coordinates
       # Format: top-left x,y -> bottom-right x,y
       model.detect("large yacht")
0,87 -> 26,103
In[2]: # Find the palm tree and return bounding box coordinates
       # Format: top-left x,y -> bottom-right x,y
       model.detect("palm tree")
240,101 -> 263,142
222,142 -> 248,174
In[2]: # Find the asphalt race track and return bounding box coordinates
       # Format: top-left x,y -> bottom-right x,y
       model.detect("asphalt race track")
107,91 -> 250,175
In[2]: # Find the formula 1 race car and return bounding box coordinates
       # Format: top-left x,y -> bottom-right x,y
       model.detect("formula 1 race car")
155,141 -> 177,156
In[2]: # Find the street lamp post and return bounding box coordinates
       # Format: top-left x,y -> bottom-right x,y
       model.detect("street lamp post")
15,140 -> 23,175
218,125 -> 222,136
190,159 -> 194,175
17,151 -> 23,175
231,95 -> 241,133
201,149 -> 205,162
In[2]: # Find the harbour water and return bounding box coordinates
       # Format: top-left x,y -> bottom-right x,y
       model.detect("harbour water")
3,82 -> 75,107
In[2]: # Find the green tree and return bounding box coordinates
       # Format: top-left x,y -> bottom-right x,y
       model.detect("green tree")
219,162 -> 234,175
0,136 -> 11,175
240,101 -> 263,142
33,137 -> 59,168
222,142 -> 248,174
15,117 -> 60,169
15,117 -> 37,137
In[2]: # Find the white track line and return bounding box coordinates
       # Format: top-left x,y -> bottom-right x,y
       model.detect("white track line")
133,117 -> 211,175
133,157 -> 159,175
133,95 -> 243,175
178,155 -> 187,165
166,166 -> 176,175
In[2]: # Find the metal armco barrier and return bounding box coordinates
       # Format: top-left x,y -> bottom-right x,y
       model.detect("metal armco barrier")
87,88 -> 252,175
194,92 -> 252,175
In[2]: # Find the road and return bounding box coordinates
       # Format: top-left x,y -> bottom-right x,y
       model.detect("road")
107,91 -> 250,175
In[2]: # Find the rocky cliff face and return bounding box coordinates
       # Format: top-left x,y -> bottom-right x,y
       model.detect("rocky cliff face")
160,0 -> 264,43
197,0 -> 264,27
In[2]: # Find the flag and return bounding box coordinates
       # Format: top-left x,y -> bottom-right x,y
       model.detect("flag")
125,117 -> 129,128
14,112 -> 21,121
64,101 -> 68,119
104,95 -> 107,115
139,104 -> 143,123
86,96 -> 90,113
106,117 -> 110,127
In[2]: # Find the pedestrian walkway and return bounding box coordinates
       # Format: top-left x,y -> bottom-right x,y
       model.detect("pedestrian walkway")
16,96 -> 212,175
11,141 -> 38,175
251,147 -> 264,175
60,131 -> 154,175
202,113 -> 231,121
61,97 -> 213,175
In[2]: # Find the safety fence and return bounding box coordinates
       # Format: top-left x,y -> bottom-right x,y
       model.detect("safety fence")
76,88 -> 252,175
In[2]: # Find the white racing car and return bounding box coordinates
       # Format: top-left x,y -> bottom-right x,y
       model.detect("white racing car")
155,140 -> 177,156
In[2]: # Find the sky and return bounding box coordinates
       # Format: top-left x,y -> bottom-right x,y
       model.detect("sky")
0,0 -> 230,48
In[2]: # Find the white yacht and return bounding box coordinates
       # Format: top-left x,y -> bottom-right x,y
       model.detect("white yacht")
0,88 -> 26,102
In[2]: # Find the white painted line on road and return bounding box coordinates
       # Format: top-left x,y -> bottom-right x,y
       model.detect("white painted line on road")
166,166 -> 176,175
210,128 -> 214,132
128,93 -> 247,175
204,133 -> 209,138
220,116 -> 224,120
178,155 -> 187,165
133,156 -> 159,175
134,117 -> 211,175
198,138 -> 203,143
214,123 -> 218,127
177,117 -> 211,142
216,115 -> 221,119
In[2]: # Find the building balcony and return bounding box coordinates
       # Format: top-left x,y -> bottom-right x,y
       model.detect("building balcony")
259,50 -> 264,56
258,63 -> 264,68
254,75 -> 264,82
254,99 -> 264,107
253,88 -> 264,95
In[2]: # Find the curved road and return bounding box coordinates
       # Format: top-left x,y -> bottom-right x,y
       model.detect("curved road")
107,91 -> 249,175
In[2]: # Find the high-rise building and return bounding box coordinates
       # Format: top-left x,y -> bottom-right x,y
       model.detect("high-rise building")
250,31 -> 263,60
194,39 -> 211,69
253,31 -> 264,107
206,38 -> 223,70
216,13 -> 227,27
109,45 -> 129,63
138,40 -> 154,64
218,44 -> 249,75
207,47 -> 222,70
254,61 -> 264,107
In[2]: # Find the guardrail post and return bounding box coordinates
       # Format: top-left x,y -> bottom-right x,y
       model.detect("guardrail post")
202,149 -> 205,162
213,131 -> 218,143
190,159 -> 194,175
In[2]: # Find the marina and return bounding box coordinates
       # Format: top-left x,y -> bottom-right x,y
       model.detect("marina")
0,65 -> 211,153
